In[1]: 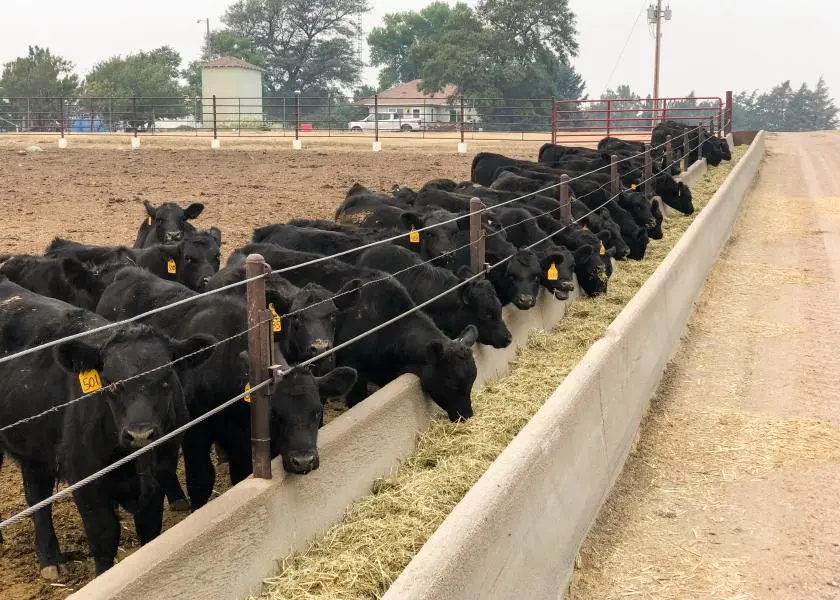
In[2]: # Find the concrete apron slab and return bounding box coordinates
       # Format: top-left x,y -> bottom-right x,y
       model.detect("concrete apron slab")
383,132 -> 767,600
69,278 -> 587,600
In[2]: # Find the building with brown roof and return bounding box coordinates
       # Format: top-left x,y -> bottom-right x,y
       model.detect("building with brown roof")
357,79 -> 477,125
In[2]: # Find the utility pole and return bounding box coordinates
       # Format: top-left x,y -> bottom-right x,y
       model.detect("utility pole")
648,1 -> 672,101
197,18 -> 210,40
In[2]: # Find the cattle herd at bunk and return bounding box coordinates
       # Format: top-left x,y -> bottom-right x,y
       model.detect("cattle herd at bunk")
0,121 -> 730,580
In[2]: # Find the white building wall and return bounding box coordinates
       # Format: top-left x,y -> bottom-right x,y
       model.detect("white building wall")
201,68 -> 263,125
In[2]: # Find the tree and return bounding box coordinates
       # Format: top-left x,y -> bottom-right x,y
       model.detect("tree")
217,0 -> 369,97
476,0 -> 578,62
732,79 -> 837,132
0,46 -> 79,131
83,46 -> 188,128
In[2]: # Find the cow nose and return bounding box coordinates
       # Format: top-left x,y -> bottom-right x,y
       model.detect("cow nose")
648,219 -> 657,228
164,231 -> 183,242
517,294 -> 536,307
122,424 -> 159,448
559,280 -> 576,292
285,450 -> 319,474
198,276 -> 211,289
309,339 -> 330,355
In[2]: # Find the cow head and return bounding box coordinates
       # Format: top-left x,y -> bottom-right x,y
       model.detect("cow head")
487,249 -> 542,310
257,355 -> 357,474
534,245 -> 576,301
456,267 -> 511,348
421,325 -> 478,422
719,138 -> 732,161
143,201 -> 205,244
402,209 -> 459,266
655,175 -> 694,215
159,228 -> 222,291
572,233 -> 608,297
618,191 -> 656,231
593,210 -> 629,260
648,198 -> 664,240
702,136 -> 724,167
279,280 -> 360,375
625,225 -> 649,261
56,325 -> 215,450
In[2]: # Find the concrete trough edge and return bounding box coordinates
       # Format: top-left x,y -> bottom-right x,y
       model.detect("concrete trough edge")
382,132 -> 767,600
68,286 -> 582,599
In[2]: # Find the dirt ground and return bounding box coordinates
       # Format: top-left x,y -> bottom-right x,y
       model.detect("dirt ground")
0,137 -> 547,599
570,131 -> 840,599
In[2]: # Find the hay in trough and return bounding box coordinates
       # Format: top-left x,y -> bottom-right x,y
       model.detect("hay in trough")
255,147 -> 748,600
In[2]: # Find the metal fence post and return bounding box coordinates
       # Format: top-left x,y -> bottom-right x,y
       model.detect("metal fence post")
606,99 -> 612,138
709,116 -> 715,139
374,93 -> 379,143
665,134 -> 673,170
212,95 -> 218,140
295,91 -> 301,140
610,154 -> 619,196
469,197 -> 485,274
26,97 -> 30,131
459,95 -> 465,145
328,93 -> 332,137
559,174 -> 572,225
245,254 -> 272,480
725,90 -> 733,135
643,144 -> 652,197
238,97 -> 242,136
59,97 -> 65,138
132,96 -> 138,139
682,131 -> 689,170
551,97 -> 557,145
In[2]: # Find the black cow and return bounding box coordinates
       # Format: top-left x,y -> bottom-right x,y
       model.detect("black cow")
228,244 -> 479,421
355,244 -> 512,348
0,255 -> 104,310
335,189 -> 463,266
133,201 -> 205,248
252,223 -> 370,261
0,277 -> 214,577
96,268 -> 357,510
46,229 -> 222,291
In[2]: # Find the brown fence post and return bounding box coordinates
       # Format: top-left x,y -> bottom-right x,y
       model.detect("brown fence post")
610,154 -> 619,196
469,197 -> 485,274
665,134 -> 673,169
559,174 -> 572,225
459,95 -> 465,145
606,99 -> 612,138
551,97 -> 557,145
295,90 -> 301,141
212,95 -> 218,140
245,254 -> 272,480
725,90 -> 733,135
132,96 -> 138,139
59,97 -> 65,139
643,143 -> 652,196
709,116 -> 715,139
682,131 -> 690,170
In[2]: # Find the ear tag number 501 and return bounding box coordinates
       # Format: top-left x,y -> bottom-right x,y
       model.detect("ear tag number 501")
79,369 -> 103,394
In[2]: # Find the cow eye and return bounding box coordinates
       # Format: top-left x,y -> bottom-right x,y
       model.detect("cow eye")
161,381 -> 170,390
184,256 -> 194,264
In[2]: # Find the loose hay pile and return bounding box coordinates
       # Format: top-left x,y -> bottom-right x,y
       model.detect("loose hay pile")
256,147 -> 748,600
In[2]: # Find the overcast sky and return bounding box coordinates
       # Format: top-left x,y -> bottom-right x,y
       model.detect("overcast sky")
1,0 -> 835,101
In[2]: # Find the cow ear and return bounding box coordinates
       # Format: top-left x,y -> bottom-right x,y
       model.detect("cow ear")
425,340 -> 447,363
60,257 -> 98,291
265,288 -> 291,315
183,203 -> 205,220
596,230 -> 612,243
169,333 -> 216,370
315,366 -> 357,398
334,278 -> 362,311
144,201 -> 157,218
455,265 -> 474,281
55,340 -> 103,374
456,325 -> 479,347
400,211 -> 423,231
208,226 -> 222,246
238,350 -> 250,375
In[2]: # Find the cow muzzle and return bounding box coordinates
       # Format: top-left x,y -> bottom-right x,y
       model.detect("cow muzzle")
164,231 -> 183,242
122,424 -> 159,448
284,450 -> 320,474
515,294 -> 536,309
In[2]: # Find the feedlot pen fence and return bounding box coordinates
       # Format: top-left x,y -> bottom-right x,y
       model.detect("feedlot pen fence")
0,92 -> 732,145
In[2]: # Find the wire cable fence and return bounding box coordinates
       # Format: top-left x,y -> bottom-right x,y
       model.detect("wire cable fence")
0,122 -> 725,531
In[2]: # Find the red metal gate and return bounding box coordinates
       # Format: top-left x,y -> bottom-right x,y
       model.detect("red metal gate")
550,96 -> 724,145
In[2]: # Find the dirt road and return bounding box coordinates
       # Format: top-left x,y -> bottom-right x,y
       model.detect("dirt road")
570,131 -> 840,600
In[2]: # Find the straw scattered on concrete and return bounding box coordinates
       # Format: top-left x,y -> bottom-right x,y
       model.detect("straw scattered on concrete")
255,147 -> 748,600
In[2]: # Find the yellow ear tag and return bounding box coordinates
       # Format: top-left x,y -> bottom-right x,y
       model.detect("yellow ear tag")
599,242 -> 606,256
409,227 -> 420,244
147,216 -> 152,226
547,263 -> 558,281
167,258 -> 177,274
268,303 -> 282,333
78,369 -> 103,394
630,184 -> 637,191
243,382 -> 252,403
582,225 -> 589,232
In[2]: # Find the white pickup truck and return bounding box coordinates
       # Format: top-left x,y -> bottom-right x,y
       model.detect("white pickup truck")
348,113 -> 425,132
